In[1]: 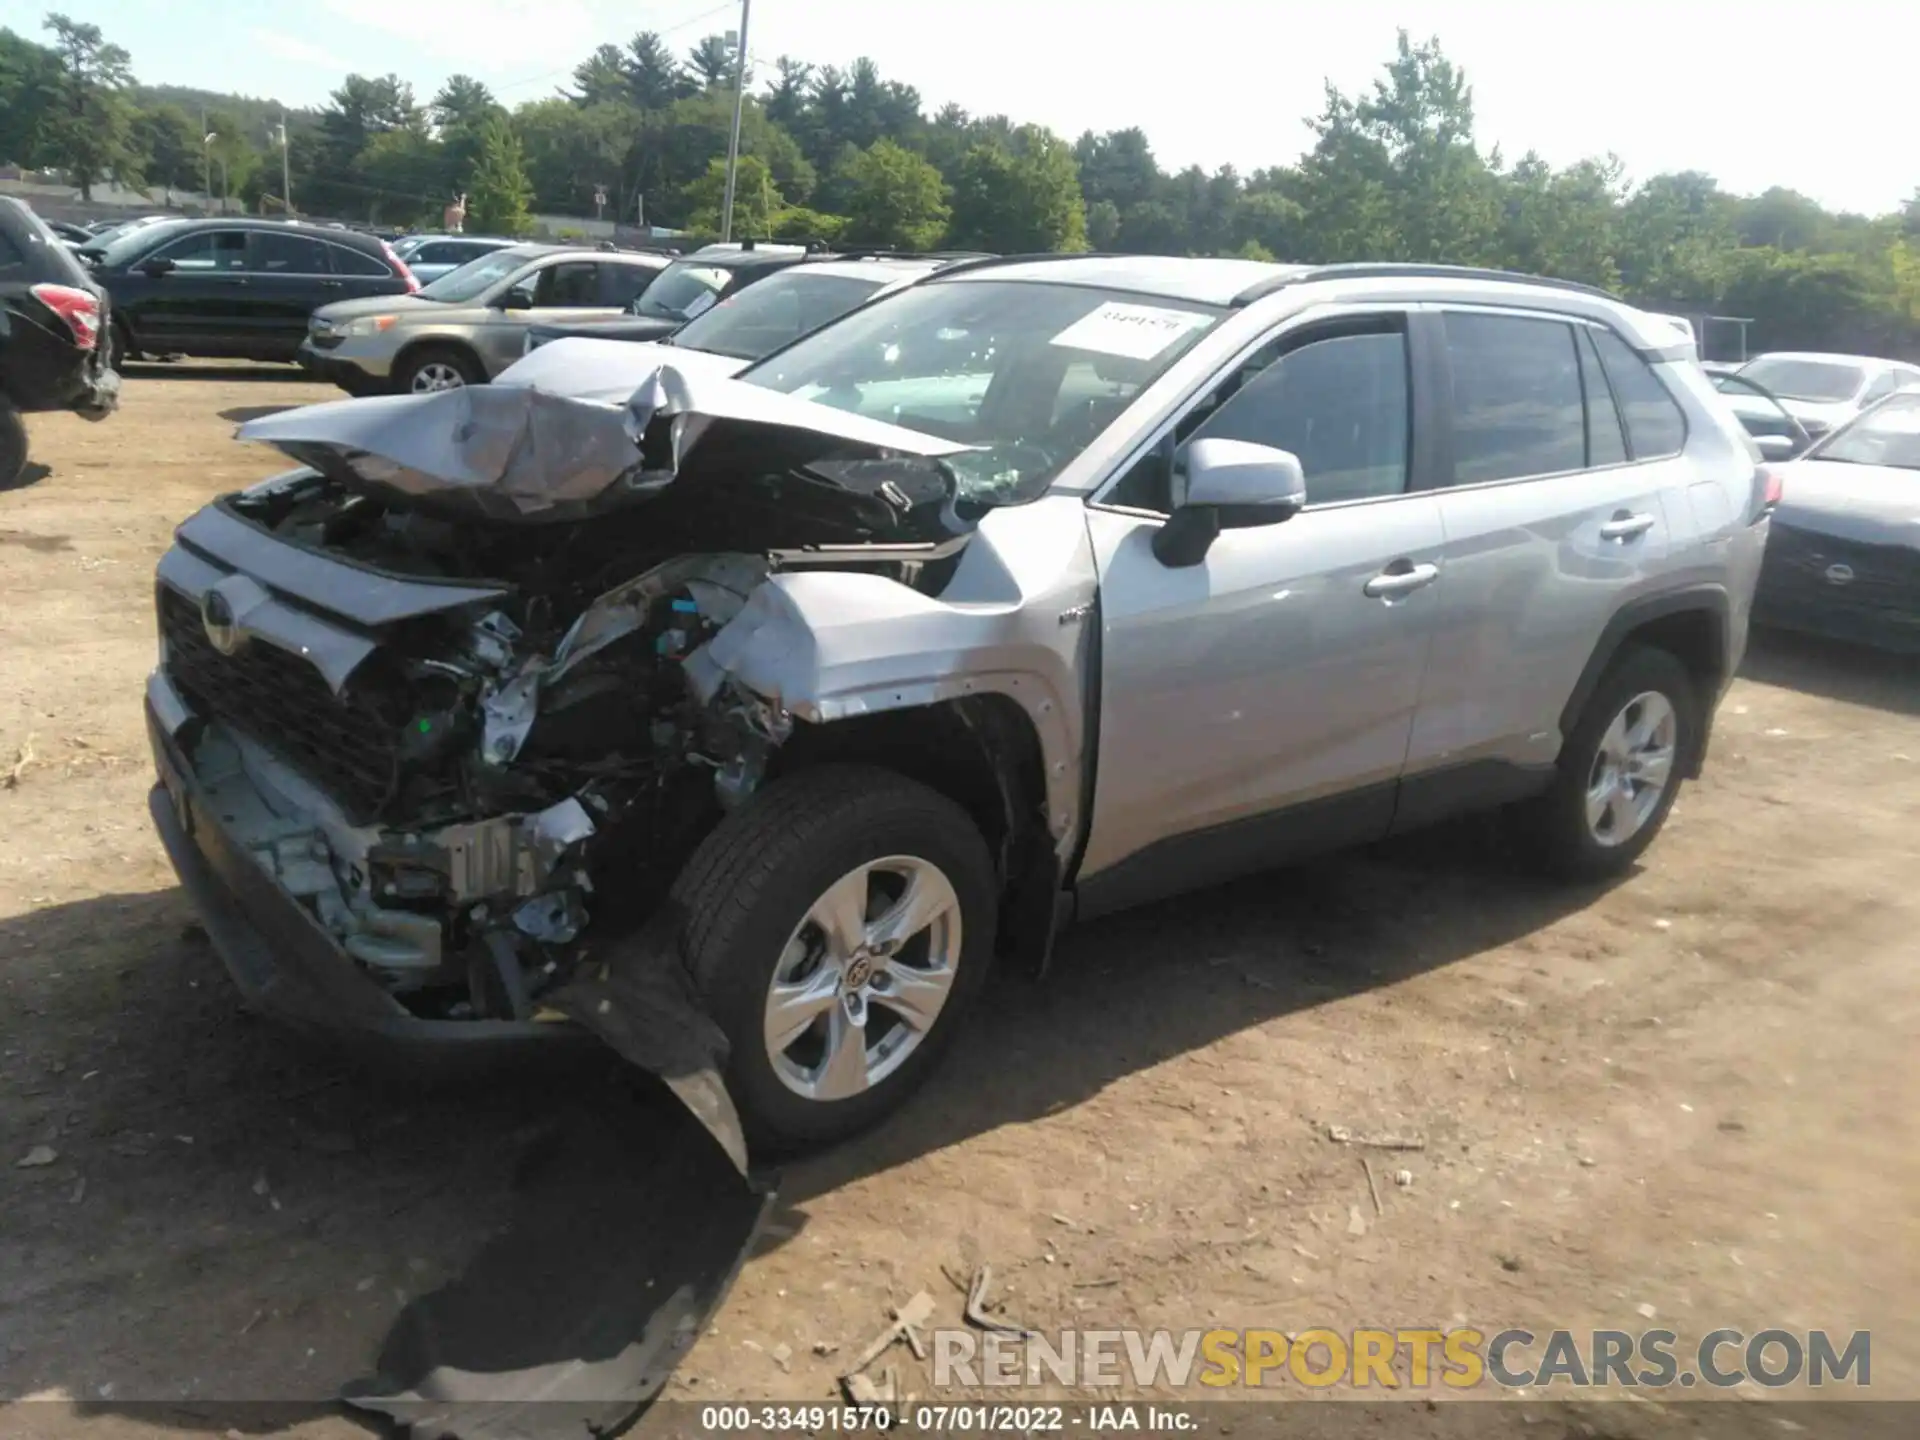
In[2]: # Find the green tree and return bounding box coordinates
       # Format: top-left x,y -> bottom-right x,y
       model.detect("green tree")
309,72 -> 423,216
130,101 -> 201,193
431,74 -> 500,196
947,126 -> 1087,253
625,31 -> 691,108
681,154 -> 782,235
0,27 -> 60,167
38,12 -> 137,198
686,34 -> 735,90
570,44 -> 629,107
202,108 -> 258,211
838,138 -> 949,249
465,116 -> 535,234
360,126 -> 448,222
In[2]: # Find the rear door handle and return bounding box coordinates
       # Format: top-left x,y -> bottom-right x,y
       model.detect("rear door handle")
1364,561 -> 1440,599
1600,512 -> 1656,541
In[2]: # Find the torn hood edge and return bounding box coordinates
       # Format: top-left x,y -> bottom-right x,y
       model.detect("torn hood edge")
235,361 -> 976,519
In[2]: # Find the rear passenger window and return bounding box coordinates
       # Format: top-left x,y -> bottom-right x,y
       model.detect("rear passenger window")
1589,327 -> 1687,459
1578,328 -> 1628,467
602,263 -> 658,308
327,244 -> 391,277
1444,312 -> 1585,483
1184,329 -> 1411,506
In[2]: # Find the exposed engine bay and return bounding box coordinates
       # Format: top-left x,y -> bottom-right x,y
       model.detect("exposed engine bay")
163,373 -> 983,1049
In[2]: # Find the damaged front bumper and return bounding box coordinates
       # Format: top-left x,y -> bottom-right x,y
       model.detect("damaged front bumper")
146,678 -> 598,1063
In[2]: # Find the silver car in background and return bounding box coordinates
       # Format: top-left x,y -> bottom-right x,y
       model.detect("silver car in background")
390,234 -> 519,284
297,243 -> 672,394
1732,352 -> 1920,443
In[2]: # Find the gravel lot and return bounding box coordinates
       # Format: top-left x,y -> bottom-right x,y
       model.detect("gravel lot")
2,367 -> 1916,1438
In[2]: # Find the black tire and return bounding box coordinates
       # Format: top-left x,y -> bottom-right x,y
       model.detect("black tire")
671,764 -> 998,1155
105,316 -> 136,368
392,344 -> 483,394
0,399 -> 27,490
1525,643 -> 1699,882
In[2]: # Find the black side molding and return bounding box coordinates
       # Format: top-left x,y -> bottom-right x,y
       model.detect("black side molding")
1559,585 -> 1732,775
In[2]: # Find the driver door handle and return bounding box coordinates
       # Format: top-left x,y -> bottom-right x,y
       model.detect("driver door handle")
1601,511 -> 1657,541
1364,561 -> 1440,598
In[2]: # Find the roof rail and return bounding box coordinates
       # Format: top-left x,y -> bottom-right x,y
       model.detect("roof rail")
1230,262 -> 1622,308
920,250 -> 1129,280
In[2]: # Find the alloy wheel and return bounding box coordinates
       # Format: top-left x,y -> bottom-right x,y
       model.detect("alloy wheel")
1584,690 -> 1677,847
763,855 -> 964,1102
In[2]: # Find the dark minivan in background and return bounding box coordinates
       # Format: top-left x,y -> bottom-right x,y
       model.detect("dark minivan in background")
84,218 -> 417,365
0,198 -> 118,487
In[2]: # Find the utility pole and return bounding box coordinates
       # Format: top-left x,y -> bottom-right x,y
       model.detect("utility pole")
200,107 -> 211,209
718,0 -> 752,243
275,116 -> 292,215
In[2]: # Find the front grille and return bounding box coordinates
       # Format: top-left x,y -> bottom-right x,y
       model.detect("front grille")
159,586 -> 402,823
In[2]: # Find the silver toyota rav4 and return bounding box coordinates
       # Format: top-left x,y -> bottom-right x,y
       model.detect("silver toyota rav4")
146,256 -> 1771,1162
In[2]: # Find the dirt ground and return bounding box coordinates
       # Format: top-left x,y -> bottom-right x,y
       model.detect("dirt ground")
2,367 -> 1917,1438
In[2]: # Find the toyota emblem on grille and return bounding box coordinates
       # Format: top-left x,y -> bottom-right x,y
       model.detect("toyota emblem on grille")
201,589 -> 246,654
1824,563 -> 1855,587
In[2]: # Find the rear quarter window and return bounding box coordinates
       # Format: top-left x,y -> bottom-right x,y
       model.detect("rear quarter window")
1590,326 -> 1687,459
327,243 -> 392,277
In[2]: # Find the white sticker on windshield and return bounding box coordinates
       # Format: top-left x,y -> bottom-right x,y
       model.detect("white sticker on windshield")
682,290 -> 719,319
1049,302 -> 1210,361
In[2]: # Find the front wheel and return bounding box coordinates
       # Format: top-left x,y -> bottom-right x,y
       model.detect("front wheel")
394,345 -> 482,394
671,765 -> 999,1155
1525,644 -> 1698,881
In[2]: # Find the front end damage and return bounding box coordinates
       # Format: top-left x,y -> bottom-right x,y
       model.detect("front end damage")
143,365 -> 1101,1428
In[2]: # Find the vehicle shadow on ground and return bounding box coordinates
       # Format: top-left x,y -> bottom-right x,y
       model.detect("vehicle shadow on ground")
217,405 -> 302,424
1740,629 -> 1919,715
119,363 -> 318,384
1,462 -> 53,492
0,814 -> 1618,1429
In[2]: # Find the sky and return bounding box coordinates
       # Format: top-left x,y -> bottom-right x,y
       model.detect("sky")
5,0 -> 1916,216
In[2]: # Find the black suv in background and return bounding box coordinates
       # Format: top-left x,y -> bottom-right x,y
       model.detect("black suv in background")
83,218 -> 417,365
0,198 -> 118,487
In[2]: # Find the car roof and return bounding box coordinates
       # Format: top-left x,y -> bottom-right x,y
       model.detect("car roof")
937,254 -> 1300,307
115,216 -> 393,254
781,257 -> 946,283
1747,351 -> 1918,371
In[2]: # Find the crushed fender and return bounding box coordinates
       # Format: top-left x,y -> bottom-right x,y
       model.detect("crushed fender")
343,1079 -> 776,1440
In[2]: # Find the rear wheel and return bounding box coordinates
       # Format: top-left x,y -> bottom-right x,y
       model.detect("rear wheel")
0,398 -> 27,490
671,765 -> 998,1155
394,345 -> 482,394
1525,644 -> 1698,881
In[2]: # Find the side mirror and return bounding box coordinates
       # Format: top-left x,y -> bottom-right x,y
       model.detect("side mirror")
140,255 -> 175,278
1753,434 -> 1799,462
498,289 -> 533,311
1152,438 -> 1308,568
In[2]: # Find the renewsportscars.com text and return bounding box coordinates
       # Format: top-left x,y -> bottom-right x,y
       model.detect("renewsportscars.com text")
931,1327 -> 1871,1390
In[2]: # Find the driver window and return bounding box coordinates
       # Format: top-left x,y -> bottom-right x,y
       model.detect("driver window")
533,262 -> 600,307
156,229 -> 248,271
1106,323 -> 1411,512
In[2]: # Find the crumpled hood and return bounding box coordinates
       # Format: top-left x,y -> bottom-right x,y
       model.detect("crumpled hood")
1775,459 -> 1920,548
494,337 -> 750,399
235,362 -> 971,523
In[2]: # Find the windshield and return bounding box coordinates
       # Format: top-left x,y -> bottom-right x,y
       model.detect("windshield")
1739,357 -> 1867,404
91,218 -> 189,265
418,251 -> 536,303
740,279 -> 1224,504
672,271 -> 886,360
1806,391 -> 1920,470
634,262 -> 732,321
